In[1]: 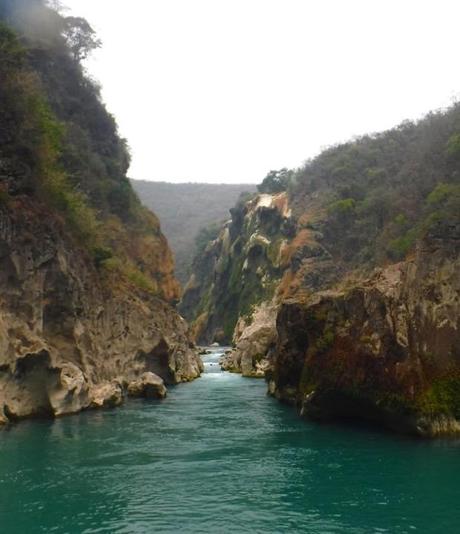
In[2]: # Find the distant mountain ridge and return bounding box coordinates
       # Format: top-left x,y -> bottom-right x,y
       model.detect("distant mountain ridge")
131,180 -> 257,284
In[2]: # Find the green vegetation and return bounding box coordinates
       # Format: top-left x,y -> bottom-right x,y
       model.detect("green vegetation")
92,246 -> 114,268
418,377 -> 460,418
0,20 -> 99,244
131,181 -> 256,284
446,133 -> 460,157
387,228 -> 417,260
426,182 -> 460,207
194,223 -> 221,256
125,266 -> 158,294
0,1 -> 171,298
327,198 -> 356,219
284,109 -> 460,265
258,168 -> 293,194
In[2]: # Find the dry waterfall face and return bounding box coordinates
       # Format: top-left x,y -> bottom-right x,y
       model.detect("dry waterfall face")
0,199 -> 202,425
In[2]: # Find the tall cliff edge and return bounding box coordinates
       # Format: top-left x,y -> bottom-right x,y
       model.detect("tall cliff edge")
270,221 -> 460,437
0,2 -> 201,424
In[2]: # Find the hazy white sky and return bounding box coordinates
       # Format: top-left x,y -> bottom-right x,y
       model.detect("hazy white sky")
63,0 -> 460,184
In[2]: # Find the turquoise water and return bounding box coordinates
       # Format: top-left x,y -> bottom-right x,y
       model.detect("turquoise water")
0,349 -> 459,533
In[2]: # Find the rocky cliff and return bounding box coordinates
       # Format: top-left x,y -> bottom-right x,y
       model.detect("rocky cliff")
0,197 -> 201,424
219,301 -> 277,377
184,106 -> 460,435
180,192 -> 294,346
0,1 -> 202,425
270,221 -> 460,437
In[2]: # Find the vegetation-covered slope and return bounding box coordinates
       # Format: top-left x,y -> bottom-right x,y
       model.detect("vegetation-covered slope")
183,105 -> 460,435
0,0 -> 181,300
0,0 -> 201,424
287,112 -> 460,269
131,180 -> 256,284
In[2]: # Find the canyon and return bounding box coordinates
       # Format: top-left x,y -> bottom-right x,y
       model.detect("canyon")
183,113 -> 460,437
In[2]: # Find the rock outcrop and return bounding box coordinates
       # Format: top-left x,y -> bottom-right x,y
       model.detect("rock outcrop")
0,4 -> 203,425
0,198 -> 202,425
181,192 -> 293,344
269,222 -> 460,436
220,302 -> 276,377
127,372 -> 167,399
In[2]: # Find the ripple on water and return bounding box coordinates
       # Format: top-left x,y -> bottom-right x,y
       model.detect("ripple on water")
0,350 -> 460,533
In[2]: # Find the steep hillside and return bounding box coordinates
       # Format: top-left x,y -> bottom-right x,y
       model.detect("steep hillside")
0,1 -> 201,424
180,192 -> 292,345
183,107 -> 460,435
131,180 -> 256,284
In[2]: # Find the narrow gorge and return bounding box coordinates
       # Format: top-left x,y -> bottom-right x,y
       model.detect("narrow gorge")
182,112 -> 460,437
1,1 -> 460,533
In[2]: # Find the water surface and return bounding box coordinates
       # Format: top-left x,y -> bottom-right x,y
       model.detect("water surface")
0,348 -> 459,533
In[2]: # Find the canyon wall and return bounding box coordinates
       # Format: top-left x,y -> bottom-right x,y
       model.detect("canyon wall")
184,109 -> 460,435
0,1 -> 202,424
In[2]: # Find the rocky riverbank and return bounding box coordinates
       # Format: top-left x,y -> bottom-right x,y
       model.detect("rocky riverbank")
0,199 -> 203,425
183,106 -> 460,436
269,222 -> 460,437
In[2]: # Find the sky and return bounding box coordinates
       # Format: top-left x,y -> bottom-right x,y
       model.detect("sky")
63,0 -> 460,184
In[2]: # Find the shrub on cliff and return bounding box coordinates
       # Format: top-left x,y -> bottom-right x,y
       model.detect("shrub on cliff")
194,223 -> 221,256
289,107 -> 460,266
258,168 -> 294,194
0,1 -> 178,301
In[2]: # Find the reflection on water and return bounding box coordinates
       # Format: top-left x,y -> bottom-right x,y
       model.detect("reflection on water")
1,347 -> 460,533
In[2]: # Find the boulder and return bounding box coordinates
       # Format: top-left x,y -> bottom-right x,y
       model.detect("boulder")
127,372 -> 167,399
48,363 -> 89,417
89,382 -> 124,409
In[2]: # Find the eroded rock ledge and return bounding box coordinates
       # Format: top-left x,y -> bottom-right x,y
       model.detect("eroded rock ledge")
0,201 -> 203,425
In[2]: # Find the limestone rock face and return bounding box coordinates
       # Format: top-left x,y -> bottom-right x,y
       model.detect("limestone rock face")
220,302 -> 277,377
127,372 -> 167,399
0,200 -> 202,425
180,192 -> 293,345
89,382 -> 124,409
270,222 -> 460,437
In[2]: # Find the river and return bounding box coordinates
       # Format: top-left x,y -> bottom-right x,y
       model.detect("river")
0,348 -> 459,533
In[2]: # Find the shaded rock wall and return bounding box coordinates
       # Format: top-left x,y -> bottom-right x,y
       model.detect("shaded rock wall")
0,199 -> 202,424
270,222 -> 460,436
